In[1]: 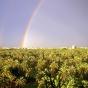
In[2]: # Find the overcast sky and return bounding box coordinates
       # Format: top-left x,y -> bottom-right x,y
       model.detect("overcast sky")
0,0 -> 88,48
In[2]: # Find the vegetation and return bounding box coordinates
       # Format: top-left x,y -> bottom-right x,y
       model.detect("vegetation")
0,48 -> 88,88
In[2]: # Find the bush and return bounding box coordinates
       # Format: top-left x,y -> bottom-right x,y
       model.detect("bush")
0,48 -> 88,87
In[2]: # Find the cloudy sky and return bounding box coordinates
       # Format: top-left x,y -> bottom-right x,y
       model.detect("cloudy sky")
0,0 -> 88,48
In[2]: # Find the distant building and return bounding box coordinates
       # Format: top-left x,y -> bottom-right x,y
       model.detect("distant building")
72,45 -> 76,49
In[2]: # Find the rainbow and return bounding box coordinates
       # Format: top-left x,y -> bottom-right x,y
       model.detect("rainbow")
21,0 -> 44,48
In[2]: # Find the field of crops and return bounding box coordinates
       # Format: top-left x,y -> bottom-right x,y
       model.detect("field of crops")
0,48 -> 88,88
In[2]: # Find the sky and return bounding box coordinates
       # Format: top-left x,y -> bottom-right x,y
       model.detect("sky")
0,0 -> 88,48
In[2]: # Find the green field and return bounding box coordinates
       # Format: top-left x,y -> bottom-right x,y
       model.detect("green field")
0,48 -> 88,88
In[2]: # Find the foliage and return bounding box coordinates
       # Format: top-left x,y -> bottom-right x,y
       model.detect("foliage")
0,48 -> 88,88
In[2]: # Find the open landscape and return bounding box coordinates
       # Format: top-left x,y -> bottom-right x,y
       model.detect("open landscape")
0,0 -> 88,87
